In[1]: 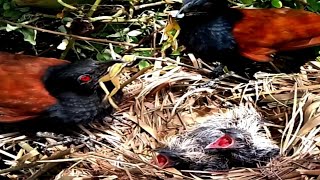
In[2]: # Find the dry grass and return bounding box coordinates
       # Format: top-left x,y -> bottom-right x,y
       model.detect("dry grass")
1,58 -> 320,179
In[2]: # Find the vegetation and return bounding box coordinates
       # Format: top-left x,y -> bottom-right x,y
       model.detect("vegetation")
1,0 -> 320,179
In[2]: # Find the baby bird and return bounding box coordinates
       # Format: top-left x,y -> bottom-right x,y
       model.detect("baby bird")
156,105 -> 279,171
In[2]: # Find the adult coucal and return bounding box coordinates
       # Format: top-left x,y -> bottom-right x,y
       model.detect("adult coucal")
176,0 -> 320,76
0,52 -> 120,125
156,106 -> 279,171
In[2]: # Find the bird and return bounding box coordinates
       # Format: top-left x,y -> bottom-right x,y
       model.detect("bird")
156,105 -> 279,171
175,0 -> 320,76
0,52 -> 121,125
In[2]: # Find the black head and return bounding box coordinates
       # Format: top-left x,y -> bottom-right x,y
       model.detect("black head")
156,149 -> 187,169
155,127 -> 237,170
156,128 -> 277,170
156,106 -> 280,170
178,0 -> 228,15
44,59 -> 121,95
156,147 -> 230,171
204,127 -> 279,167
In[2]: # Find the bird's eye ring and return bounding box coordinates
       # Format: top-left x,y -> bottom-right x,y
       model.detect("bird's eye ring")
78,74 -> 92,83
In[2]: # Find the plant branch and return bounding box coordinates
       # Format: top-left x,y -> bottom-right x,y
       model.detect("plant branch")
0,19 -> 138,47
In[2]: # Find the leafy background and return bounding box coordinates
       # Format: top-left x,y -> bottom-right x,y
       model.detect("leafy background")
0,0 -> 319,64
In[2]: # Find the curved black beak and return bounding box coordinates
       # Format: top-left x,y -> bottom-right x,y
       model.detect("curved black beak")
177,0 -> 213,18
177,2 -> 193,16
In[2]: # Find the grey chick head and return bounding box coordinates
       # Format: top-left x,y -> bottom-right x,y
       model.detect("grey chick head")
156,105 -> 279,171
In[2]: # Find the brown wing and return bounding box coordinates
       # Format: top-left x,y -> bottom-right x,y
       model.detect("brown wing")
0,52 -> 69,123
233,8 -> 320,62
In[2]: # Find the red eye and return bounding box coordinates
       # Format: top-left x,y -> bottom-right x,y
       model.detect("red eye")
78,74 -> 92,83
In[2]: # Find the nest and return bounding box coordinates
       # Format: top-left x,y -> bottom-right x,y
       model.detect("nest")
1,59 -> 320,180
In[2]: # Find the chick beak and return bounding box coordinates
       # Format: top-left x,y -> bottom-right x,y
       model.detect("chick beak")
177,2 -> 192,18
205,134 -> 235,149
155,154 -> 171,168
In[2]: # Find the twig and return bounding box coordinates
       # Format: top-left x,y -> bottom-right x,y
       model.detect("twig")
121,27 -> 164,54
0,145 -> 83,174
120,66 -> 154,89
88,150 -> 194,179
124,168 -> 134,180
170,88 -> 214,120
0,149 -> 17,159
134,1 -> 167,10
57,0 -> 77,10
0,19 -> 137,47
27,161 -> 59,180
61,0 -> 103,59
88,0 -> 102,17
229,84 -> 320,100
90,16 -> 144,23
135,56 -> 198,69
18,141 -> 43,159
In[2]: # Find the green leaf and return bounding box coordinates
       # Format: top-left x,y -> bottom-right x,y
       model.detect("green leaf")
18,7 -> 30,13
171,50 -> 181,56
113,46 -> 123,54
241,0 -> 253,5
57,39 -> 68,50
107,31 -> 122,38
138,60 -> 150,70
18,28 -> 37,46
163,65 -> 177,71
271,0 -> 282,8
96,52 -> 112,61
130,36 -> 139,43
3,10 -> 22,19
127,30 -> 142,37
307,0 -> 320,11
58,25 -> 67,33
6,24 -> 19,32
134,50 -> 152,57
161,41 -> 172,52
62,17 -> 73,23
3,2 -> 11,10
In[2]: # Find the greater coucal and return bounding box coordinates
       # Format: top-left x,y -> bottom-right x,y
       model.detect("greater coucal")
156,106 -> 279,171
176,0 -> 320,76
0,52 -> 121,125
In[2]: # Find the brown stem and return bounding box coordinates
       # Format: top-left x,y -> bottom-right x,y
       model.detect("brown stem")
0,19 -> 138,47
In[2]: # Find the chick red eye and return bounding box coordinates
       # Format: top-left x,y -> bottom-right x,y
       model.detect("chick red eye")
78,74 -> 92,83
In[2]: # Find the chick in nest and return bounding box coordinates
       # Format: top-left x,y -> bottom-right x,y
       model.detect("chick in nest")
156,105 -> 279,171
